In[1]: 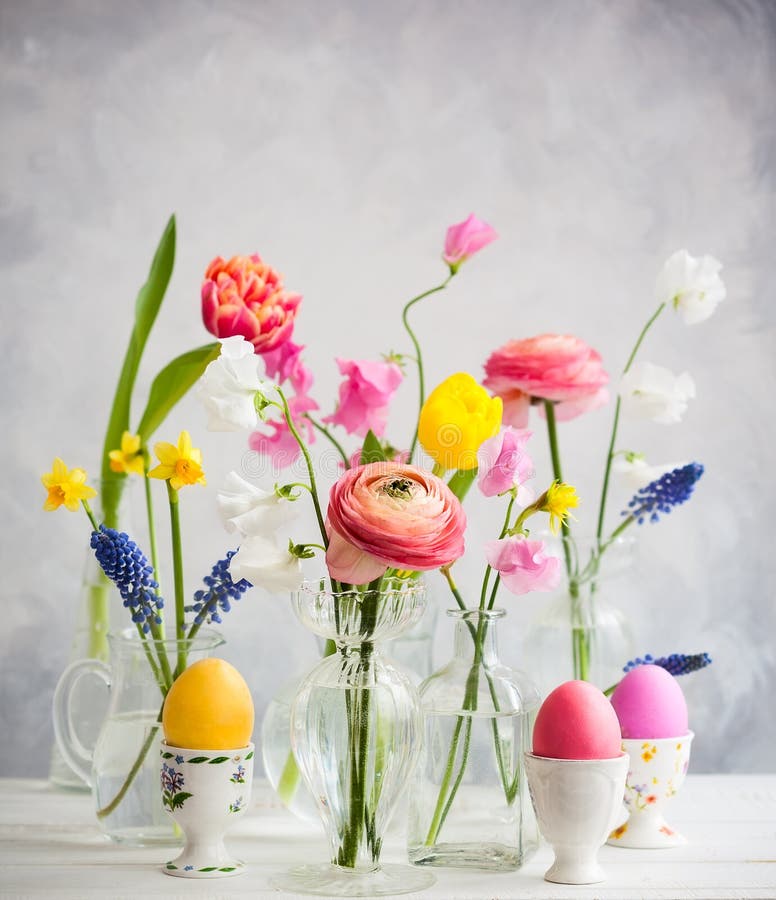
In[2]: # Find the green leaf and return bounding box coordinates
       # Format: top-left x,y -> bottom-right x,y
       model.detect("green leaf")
360,430 -> 387,464
161,751 -> 174,759
199,867 -> 218,872
207,756 -> 230,764
165,864 -> 177,870
219,867 -> 237,872
187,756 -> 209,764
172,791 -> 192,809
99,215 -> 176,527
136,342 -> 220,442
245,751 -> 254,760
447,467 -> 478,502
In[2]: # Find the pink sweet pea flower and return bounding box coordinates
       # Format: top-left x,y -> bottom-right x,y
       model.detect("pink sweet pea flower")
249,393 -> 318,469
484,334 -> 609,427
325,463 -> 466,584
443,214 -> 498,269
202,254 -> 301,354
477,427 -> 535,502
323,358 -> 403,438
262,340 -> 313,395
484,536 -> 561,595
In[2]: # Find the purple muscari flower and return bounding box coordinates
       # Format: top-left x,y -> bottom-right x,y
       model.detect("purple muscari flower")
623,653 -> 712,676
185,550 -> 252,626
91,526 -> 164,633
624,462 -> 704,524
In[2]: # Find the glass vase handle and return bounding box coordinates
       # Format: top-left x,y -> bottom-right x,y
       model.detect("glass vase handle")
52,658 -> 111,787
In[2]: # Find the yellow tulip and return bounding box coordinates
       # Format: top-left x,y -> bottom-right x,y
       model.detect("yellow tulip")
418,373 -> 502,471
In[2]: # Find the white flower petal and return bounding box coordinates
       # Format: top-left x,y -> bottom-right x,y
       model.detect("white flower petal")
197,341 -> 277,432
619,362 -> 695,425
229,536 -> 303,594
656,249 -> 726,325
217,471 -> 297,536
613,456 -> 688,491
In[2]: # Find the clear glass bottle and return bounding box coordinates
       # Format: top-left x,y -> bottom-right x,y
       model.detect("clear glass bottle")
523,535 -> 637,696
408,608 -> 540,870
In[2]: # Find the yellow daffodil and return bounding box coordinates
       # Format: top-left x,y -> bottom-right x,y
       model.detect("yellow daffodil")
108,431 -> 145,476
148,431 -> 206,491
540,481 -> 580,534
418,372 -> 502,471
41,458 -> 97,512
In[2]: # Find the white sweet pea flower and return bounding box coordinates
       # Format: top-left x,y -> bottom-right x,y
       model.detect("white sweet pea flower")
656,249 -> 726,325
619,362 -> 695,424
217,471 -> 298,536
613,454 -> 688,491
197,336 -> 276,431
229,535 -> 304,593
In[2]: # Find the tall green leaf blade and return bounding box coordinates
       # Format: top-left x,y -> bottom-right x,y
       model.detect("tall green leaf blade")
136,343 -> 220,443
99,216 -> 176,525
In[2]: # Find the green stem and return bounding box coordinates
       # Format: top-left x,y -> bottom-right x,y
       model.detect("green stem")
479,494 -> 516,610
166,483 -> 186,675
142,453 -> 162,638
305,415 -> 351,468
276,389 -> 328,549
402,274 -> 454,462
96,701 -> 165,820
595,301 -> 666,541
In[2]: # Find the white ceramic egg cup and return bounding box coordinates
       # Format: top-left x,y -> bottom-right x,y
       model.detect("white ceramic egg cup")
525,752 -> 629,885
160,740 -> 254,878
607,732 -> 693,849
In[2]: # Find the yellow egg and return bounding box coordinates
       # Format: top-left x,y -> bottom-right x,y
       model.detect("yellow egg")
162,658 -> 254,750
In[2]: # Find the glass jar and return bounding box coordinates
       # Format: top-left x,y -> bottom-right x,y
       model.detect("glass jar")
408,608 -> 540,870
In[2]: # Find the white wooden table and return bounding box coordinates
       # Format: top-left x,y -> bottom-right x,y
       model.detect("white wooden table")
0,775 -> 774,899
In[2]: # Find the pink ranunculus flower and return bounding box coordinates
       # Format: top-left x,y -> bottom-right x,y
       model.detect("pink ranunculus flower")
477,427 -> 535,502
323,358 -> 403,438
249,393 -> 318,469
443,214 -> 498,269
262,340 -> 313,395
326,463 -> 466,585
202,254 -> 302,354
484,536 -> 561,595
483,334 -> 609,427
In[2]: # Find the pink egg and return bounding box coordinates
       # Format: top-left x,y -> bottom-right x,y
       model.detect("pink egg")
533,680 -> 623,760
610,665 -> 688,739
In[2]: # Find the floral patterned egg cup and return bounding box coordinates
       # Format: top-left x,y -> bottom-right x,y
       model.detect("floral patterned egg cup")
160,741 -> 254,877
608,732 -> 693,849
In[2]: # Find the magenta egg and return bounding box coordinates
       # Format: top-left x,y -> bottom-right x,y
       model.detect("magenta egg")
533,680 -> 623,760
610,665 -> 689,739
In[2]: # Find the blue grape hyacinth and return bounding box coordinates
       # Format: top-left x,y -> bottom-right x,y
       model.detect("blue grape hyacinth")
186,550 -> 252,626
90,526 -> 164,632
625,462 -> 705,524
623,652 -> 712,676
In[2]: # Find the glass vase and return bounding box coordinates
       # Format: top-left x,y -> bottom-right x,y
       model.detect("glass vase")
523,535 -> 637,697
273,579 -> 435,897
407,608 -> 540,870
53,628 -> 224,845
48,476 -> 135,791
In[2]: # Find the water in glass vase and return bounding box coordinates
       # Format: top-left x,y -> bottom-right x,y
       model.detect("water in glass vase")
408,609 -> 540,871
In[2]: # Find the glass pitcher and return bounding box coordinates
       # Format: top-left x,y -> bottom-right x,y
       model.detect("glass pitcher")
53,628 -> 223,845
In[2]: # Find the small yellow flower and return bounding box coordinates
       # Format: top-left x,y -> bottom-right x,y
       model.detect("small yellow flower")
148,431 -> 206,491
108,431 -> 145,476
540,481 -> 580,534
418,372 -> 502,471
41,458 -> 97,512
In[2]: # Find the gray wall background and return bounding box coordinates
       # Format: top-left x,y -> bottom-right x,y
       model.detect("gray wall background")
1,0 -> 774,777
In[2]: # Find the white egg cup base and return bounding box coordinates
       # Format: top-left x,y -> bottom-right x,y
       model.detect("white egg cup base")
160,741 -> 253,879
607,732 -> 693,850
525,752 -> 629,886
